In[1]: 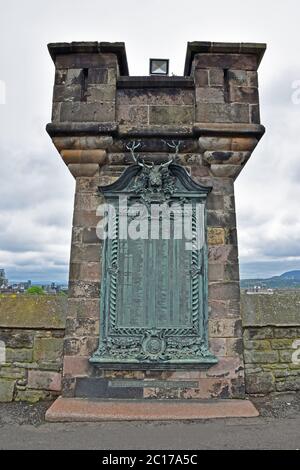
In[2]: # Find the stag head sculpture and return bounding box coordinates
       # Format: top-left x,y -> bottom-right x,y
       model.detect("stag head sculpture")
126,140 -> 181,187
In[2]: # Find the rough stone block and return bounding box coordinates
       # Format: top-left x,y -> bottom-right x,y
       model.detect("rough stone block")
0,366 -> 26,379
61,377 -> 76,397
68,281 -> 100,299
82,227 -> 100,244
68,164 -> 99,178
209,282 -> 240,303
74,193 -> 100,211
117,88 -> 194,106
53,136 -> 113,151
243,327 -> 274,340
0,330 -> 34,349
60,102 -> 115,122
223,263 -> 239,282
51,102 -> 61,121
63,355 -> 91,376
0,379 -> 15,402
67,298 -> 100,320
250,104 -> 260,123
208,300 -> 228,318
61,149 -> 107,165
73,209 -> 100,227
86,85 -> 116,101
245,372 -> 275,394
190,378 -> 232,398
209,69 -> 224,86
55,53 -> 118,69
229,86 -> 258,104
195,87 -> 224,103
0,296 -> 67,329
207,357 -> 243,379
193,53 -> 258,71
15,389 -> 52,403
6,348 -> 33,363
208,264 -> 224,281
149,106 -> 194,125
226,338 -> 243,356
274,369 -> 300,378
231,137 -> 258,151
224,196 -> 236,212
207,210 -> 236,228
65,316 -> 99,336
209,337 -> 226,356
199,136 -> 232,152
204,150 -> 249,165
209,318 -> 242,338
87,68 -> 108,84
209,164 -> 242,178
55,68 -> 83,86
243,339 -> 271,351
279,350 -> 294,363
241,291 -> 300,327
53,85 -> 82,102
208,245 -> 237,264
71,244 -> 100,263
117,105 -> 149,125
275,377 -> 300,392
28,370 -> 61,391
228,70 -> 248,86
196,102 -> 249,123
69,262 -> 101,282
194,69 -> 209,87
207,194 -> 224,210
244,350 -> 279,364
274,327 -> 299,339
190,164 -> 210,178
33,338 -> 63,363
63,336 -> 98,356
271,338 -> 294,350
247,71 -> 258,87
207,227 -> 225,245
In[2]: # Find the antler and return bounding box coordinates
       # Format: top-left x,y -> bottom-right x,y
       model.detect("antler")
161,139 -> 182,167
126,141 -> 143,166
126,141 -> 154,168
162,139 -> 182,155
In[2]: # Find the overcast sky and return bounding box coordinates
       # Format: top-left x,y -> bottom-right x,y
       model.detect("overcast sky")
0,0 -> 300,282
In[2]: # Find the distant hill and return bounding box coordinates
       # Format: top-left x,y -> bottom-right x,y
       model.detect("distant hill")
240,270 -> 300,289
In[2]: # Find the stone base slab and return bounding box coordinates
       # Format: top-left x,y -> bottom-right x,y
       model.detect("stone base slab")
45,397 -> 259,422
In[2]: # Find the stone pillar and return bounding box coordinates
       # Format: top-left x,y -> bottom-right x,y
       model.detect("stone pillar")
46,41 -> 265,400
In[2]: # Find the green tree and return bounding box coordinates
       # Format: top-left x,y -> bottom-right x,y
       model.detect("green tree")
58,290 -> 67,296
26,286 -> 45,295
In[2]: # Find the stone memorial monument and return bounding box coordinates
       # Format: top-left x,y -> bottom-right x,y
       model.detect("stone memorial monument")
46,41 -> 266,420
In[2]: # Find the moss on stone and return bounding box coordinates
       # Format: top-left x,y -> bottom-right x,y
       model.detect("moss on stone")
241,291 -> 300,327
0,378 -> 15,402
0,295 -> 67,329
270,338 -> 294,349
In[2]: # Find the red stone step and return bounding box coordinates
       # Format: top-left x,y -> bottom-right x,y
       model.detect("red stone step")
45,397 -> 259,422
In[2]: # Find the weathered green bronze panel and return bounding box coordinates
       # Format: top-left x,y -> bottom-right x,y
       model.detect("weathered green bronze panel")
90,163 -> 217,368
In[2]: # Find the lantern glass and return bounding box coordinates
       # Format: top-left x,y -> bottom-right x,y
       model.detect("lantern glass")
149,59 -> 169,76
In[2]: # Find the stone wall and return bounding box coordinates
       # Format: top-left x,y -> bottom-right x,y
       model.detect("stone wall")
0,292 -> 299,401
242,292 -> 300,394
0,295 -> 67,402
